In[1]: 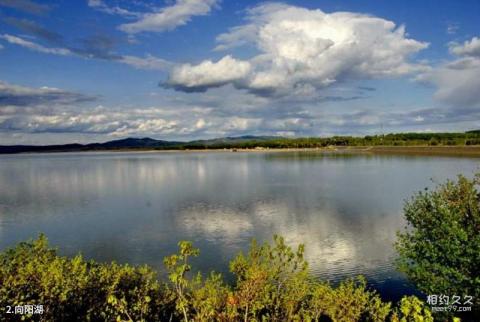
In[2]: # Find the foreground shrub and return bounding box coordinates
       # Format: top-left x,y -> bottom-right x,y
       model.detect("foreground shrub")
390,296 -> 433,322
0,234 -> 456,321
160,236 -> 401,322
396,174 -> 480,319
0,234 -> 174,321
228,236 -> 310,321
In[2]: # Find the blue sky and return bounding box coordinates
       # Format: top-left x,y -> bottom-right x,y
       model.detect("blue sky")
0,0 -> 479,144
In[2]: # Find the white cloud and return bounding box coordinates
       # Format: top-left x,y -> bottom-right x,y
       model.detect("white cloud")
119,0 -> 219,34
0,104 -> 182,137
0,33 -> 71,55
418,57 -> 480,108
165,3 -> 428,96
195,118 -> 206,129
0,44 -> 4,50
166,55 -> 251,91
111,118 -> 178,137
2,79 -> 479,143
449,37 -> 480,57
418,36 -> 480,108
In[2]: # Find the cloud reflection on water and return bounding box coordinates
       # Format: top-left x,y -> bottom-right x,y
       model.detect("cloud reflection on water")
176,197 -> 404,283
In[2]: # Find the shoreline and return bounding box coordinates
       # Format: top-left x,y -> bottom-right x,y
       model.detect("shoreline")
2,145 -> 480,157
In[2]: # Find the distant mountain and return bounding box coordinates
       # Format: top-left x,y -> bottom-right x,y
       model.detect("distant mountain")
91,137 -> 180,148
0,136 -> 274,154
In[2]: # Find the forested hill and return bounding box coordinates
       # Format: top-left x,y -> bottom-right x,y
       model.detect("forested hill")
1,132 -> 480,154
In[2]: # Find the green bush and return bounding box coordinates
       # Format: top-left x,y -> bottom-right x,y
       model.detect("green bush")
390,296 -> 433,322
0,234 -> 458,321
161,236 -> 429,322
396,174 -> 480,320
0,234 -> 174,321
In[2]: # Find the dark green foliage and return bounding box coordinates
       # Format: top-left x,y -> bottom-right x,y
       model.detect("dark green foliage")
396,174 -> 480,319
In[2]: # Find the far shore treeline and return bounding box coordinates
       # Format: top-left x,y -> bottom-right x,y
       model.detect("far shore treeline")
2,130 -> 480,154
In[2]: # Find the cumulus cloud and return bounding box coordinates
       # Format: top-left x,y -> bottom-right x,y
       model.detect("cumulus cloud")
0,114 -> 112,134
165,55 -> 251,92
0,80 -> 314,140
0,105 -> 192,138
119,0 -> 219,34
418,36 -> 480,108
419,58 -> 480,108
1,79 -> 477,142
0,97 -> 172,136
449,37 -> 480,57
0,82 -> 202,139
165,3 -> 428,96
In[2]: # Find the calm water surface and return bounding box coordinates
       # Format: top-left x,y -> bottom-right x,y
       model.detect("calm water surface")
0,151 -> 478,301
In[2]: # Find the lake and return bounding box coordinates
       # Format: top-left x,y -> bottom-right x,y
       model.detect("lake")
0,151 -> 478,301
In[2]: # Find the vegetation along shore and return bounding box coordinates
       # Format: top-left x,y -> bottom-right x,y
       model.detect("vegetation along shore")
2,131 -> 480,155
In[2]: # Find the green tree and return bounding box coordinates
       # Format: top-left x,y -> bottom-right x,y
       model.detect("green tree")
163,241 -> 200,322
396,174 -> 480,318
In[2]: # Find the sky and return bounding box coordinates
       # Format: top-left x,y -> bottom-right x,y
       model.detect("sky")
0,0 -> 479,144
